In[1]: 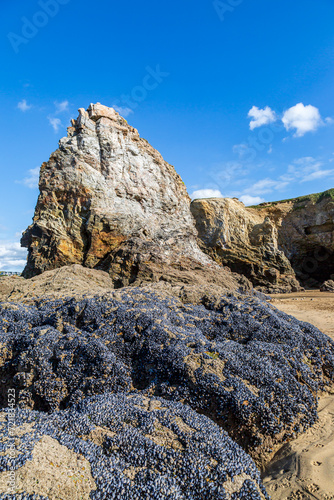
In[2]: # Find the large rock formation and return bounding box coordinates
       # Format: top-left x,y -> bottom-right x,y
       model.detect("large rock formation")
191,190 -> 334,291
191,198 -> 300,293
21,102 -> 334,292
320,280 -> 334,292
21,104 -> 242,291
255,190 -> 334,288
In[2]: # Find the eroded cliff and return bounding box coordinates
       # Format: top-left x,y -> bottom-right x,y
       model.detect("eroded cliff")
191,190 -> 334,291
255,190 -> 334,288
191,198 -> 300,293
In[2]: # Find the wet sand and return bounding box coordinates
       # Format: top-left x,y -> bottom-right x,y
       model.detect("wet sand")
263,291 -> 334,499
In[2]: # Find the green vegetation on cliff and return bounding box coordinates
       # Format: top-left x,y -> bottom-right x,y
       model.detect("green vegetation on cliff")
251,188 -> 334,209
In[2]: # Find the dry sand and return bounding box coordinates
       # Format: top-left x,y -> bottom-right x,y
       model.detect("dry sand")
263,291 -> 334,499
271,291 -> 334,341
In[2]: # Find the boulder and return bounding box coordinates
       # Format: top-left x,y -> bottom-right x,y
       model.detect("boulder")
0,264 -> 114,303
320,280 -> 334,292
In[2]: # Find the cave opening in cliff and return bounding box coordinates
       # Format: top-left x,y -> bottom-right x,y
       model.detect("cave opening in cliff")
293,246 -> 334,288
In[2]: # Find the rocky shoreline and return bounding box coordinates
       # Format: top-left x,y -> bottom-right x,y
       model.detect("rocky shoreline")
0,267 -> 333,498
1,104 -> 334,499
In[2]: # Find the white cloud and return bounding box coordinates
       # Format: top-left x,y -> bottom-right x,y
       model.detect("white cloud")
0,241 -> 27,272
245,178 -> 289,195
54,100 -> 69,114
240,157 -> 334,201
233,144 -> 252,160
248,106 -> 277,130
48,116 -> 62,132
113,105 -> 134,117
47,102 -> 69,134
292,156 -> 321,168
20,167 -> 40,189
17,99 -> 32,112
282,103 -> 323,137
246,103 -> 331,138
301,169 -> 334,182
191,189 -> 223,200
239,195 -> 265,206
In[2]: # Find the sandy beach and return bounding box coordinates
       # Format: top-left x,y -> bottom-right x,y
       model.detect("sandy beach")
263,292 -> 334,499
271,292 -> 334,341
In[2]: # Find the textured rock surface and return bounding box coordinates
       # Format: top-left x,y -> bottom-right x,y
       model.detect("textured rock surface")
0,394 -> 268,500
191,198 -> 300,293
254,189 -> 334,288
1,287 -> 333,468
0,265 -> 114,303
21,103 -> 230,290
1,263 -> 250,306
320,280 -> 334,292
20,108 -> 334,293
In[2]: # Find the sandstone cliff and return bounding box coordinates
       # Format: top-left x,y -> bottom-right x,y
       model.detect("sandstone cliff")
21,104 -> 244,291
191,198 -> 300,292
191,189 -> 334,291
254,190 -> 334,288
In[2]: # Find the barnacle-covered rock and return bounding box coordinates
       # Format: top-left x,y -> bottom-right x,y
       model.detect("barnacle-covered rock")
0,393 -> 268,499
1,287 -> 333,466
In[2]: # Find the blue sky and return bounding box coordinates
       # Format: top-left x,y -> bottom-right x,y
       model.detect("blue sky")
1,0 -> 334,271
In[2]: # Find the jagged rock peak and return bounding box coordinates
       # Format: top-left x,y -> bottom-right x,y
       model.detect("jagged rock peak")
21,103 -> 234,289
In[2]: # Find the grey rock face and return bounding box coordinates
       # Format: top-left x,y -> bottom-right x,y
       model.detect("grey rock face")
21,104 -> 217,287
